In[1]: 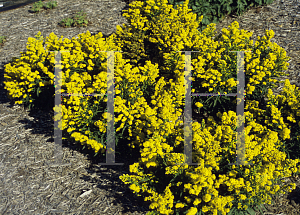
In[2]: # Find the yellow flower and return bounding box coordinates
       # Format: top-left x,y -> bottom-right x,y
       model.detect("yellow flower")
240,194 -> 247,200
195,102 -> 203,108
193,198 -> 201,205
129,184 -> 140,193
175,203 -> 185,208
245,169 -> 250,176
186,207 -> 197,215
202,206 -> 209,213
203,194 -> 211,202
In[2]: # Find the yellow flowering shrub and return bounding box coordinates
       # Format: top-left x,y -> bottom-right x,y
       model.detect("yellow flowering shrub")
3,0 -> 300,215
114,0 -> 290,122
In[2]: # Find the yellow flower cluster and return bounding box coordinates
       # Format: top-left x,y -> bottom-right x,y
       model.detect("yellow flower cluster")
191,21 -> 289,98
70,131 -> 105,153
275,79 -> 300,126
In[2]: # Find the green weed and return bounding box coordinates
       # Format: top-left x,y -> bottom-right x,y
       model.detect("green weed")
0,35 -> 7,46
59,10 -> 90,28
31,0 -> 57,13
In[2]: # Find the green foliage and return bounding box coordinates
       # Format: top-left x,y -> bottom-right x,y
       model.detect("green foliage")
43,0 -> 58,10
31,0 -> 57,13
167,0 -> 275,32
59,17 -> 75,27
0,35 -> 7,46
31,0 -> 44,12
59,10 -> 90,28
227,206 -> 256,215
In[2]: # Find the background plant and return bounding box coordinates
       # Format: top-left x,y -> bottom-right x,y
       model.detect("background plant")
128,0 -> 275,33
31,0 -> 57,13
59,18 -> 75,27
43,1 -> 57,10
167,0 -> 276,33
0,35 -> 7,46
59,10 -> 90,28
31,0 -> 44,13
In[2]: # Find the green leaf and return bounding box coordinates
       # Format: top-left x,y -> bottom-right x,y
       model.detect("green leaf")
256,203 -> 267,214
213,97 -> 218,108
245,206 -> 256,215
227,207 -> 234,215
37,87 -> 40,97
191,5 -> 197,10
194,0 -> 201,6
255,0 -> 263,5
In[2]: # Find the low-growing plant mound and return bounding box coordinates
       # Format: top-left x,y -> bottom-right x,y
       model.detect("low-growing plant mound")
3,0 -> 300,214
